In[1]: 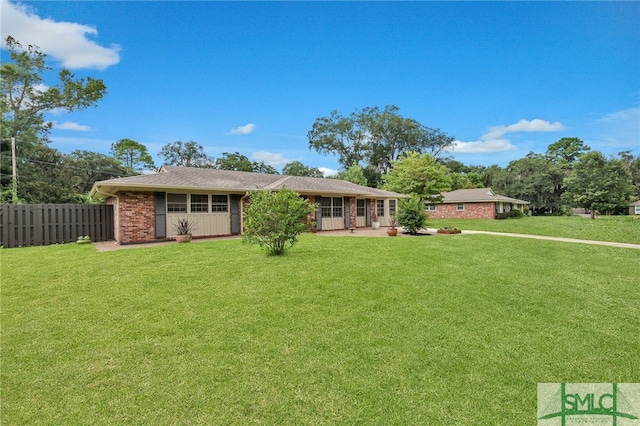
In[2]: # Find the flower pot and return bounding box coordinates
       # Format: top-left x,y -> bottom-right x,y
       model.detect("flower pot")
176,234 -> 192,243
387,228 -> 398,236
372,221 -> 380,230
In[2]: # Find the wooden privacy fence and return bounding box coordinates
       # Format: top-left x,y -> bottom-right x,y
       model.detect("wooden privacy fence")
0,204 -> 114,248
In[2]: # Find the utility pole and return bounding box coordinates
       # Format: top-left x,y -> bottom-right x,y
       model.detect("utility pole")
11,136 -> 18,203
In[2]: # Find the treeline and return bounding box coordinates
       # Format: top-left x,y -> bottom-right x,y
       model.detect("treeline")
1,35 -> 638,214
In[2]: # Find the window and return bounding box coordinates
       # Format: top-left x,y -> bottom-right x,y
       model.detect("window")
190,194 -> 208,213
356,199 -> 366,217
424,203 -> 436,211
167,193 -> 187,212
332,197 -> 343,217
376,200 -> 385,217
635,205 -> 640,215
211,195 -> 228,212
389,200 -> 397,216
456,203 -> 465,211
321,197 -> 343,218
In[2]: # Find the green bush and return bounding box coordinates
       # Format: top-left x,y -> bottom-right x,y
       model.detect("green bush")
243,188 -> 316,255
398,196 -> 428,234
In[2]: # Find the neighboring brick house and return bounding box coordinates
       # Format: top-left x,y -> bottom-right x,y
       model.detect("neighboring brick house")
90,166 -> 404,244
630,200 -> 640,215
426,188 -> 529,219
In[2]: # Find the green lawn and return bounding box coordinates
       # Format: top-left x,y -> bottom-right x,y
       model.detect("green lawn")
2,233 -> 639,424
428,215 -> 640,244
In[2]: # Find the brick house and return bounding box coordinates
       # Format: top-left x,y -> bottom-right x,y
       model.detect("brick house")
89,166 -> 404,244
426,188 -> 529,219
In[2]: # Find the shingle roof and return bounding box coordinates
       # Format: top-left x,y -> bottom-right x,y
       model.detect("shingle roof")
441,188 -> 529,204
90,166 -> 405,199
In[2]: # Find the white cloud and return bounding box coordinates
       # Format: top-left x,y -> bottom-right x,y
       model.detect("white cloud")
452,139 -> 516,154
587,107 -> 640,151
319,167 -> 339,177
251,151 -> 290,167
53,121 -> 91,131
451,118 -> 565,154
0,0 -> 120,70
226,123 -> 256,135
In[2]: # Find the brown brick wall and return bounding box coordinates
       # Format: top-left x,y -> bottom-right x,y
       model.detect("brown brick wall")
370,199 -> 377,222
433,202 -> 496,219
117,192 -> 156,243
349,197 -> 356,228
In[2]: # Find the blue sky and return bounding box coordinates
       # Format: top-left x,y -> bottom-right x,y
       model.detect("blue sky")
2,0 -> 639,175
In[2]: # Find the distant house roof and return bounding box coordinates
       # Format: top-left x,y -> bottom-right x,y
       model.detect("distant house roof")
90,166 -> 405,199
440,188 -> 529,205
630,200 -> 640,207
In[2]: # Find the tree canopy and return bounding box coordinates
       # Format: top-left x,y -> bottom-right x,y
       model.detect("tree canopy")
282,161 -> 324,178
562,151 -> 634,217
382,152 -> 452,202
159,141 -> 213,167
110,139 -> 155,173
308,105 -> 455,174
1,36 -> 107,203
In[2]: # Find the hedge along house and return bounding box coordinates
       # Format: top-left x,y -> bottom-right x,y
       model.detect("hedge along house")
89,166 -> 405,244
426,188 -> 530,219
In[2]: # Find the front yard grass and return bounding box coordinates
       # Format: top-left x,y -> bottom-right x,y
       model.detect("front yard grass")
428,215 -> 640,244
2,234 -> 639,424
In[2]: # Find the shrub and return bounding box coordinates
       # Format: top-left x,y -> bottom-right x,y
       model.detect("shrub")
398,196 -> 428,234
243,187 -> 317,255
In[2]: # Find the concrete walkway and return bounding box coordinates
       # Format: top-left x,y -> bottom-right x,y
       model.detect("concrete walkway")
93,227 -> 640,251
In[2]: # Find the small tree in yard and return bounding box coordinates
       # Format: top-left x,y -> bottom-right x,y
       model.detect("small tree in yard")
398,196 -> 428,234
243,188 -> 317,255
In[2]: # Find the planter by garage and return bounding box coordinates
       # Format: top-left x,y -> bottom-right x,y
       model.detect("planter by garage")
175,234 -> 193,243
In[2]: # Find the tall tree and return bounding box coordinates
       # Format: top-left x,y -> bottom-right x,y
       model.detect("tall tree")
546,137 -> 590,169
0,36 -> 107,202
496,153 -> 565,215
214,151 -> 254,172
618,150 -> 640,199
64,150 -> 131,196
159,141 -> 213,167
307,109 -> 367,169
282,161 -> 324,178
308,105 -> 454,174
336,163 -> 367,186
252,161 -> 279,175
382,152 -> 452,202
562,151 -> 634,218
110,138 -> 155,173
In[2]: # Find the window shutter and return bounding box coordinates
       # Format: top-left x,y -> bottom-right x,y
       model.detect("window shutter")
155,192 -> 166,239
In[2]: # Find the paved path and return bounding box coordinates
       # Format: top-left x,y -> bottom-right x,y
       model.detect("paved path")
94,227 -> 640,251
315,227 -> 640,249
457,229 -> 640,250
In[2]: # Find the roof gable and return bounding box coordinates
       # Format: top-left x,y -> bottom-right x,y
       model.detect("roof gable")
441,188 -> 529,204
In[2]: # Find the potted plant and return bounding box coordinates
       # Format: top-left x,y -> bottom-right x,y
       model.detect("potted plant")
437,226 -> 461,234
372,220 -> 381,230
387,214 -> 399,236
173,217 -> 196,243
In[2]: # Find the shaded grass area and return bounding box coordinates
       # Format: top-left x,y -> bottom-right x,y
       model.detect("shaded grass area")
2,235 -> 639,424
428,215 -> 640,244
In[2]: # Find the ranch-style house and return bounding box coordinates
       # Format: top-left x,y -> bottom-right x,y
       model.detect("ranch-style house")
427,188 -> 530,219
89,166 -> 404,244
